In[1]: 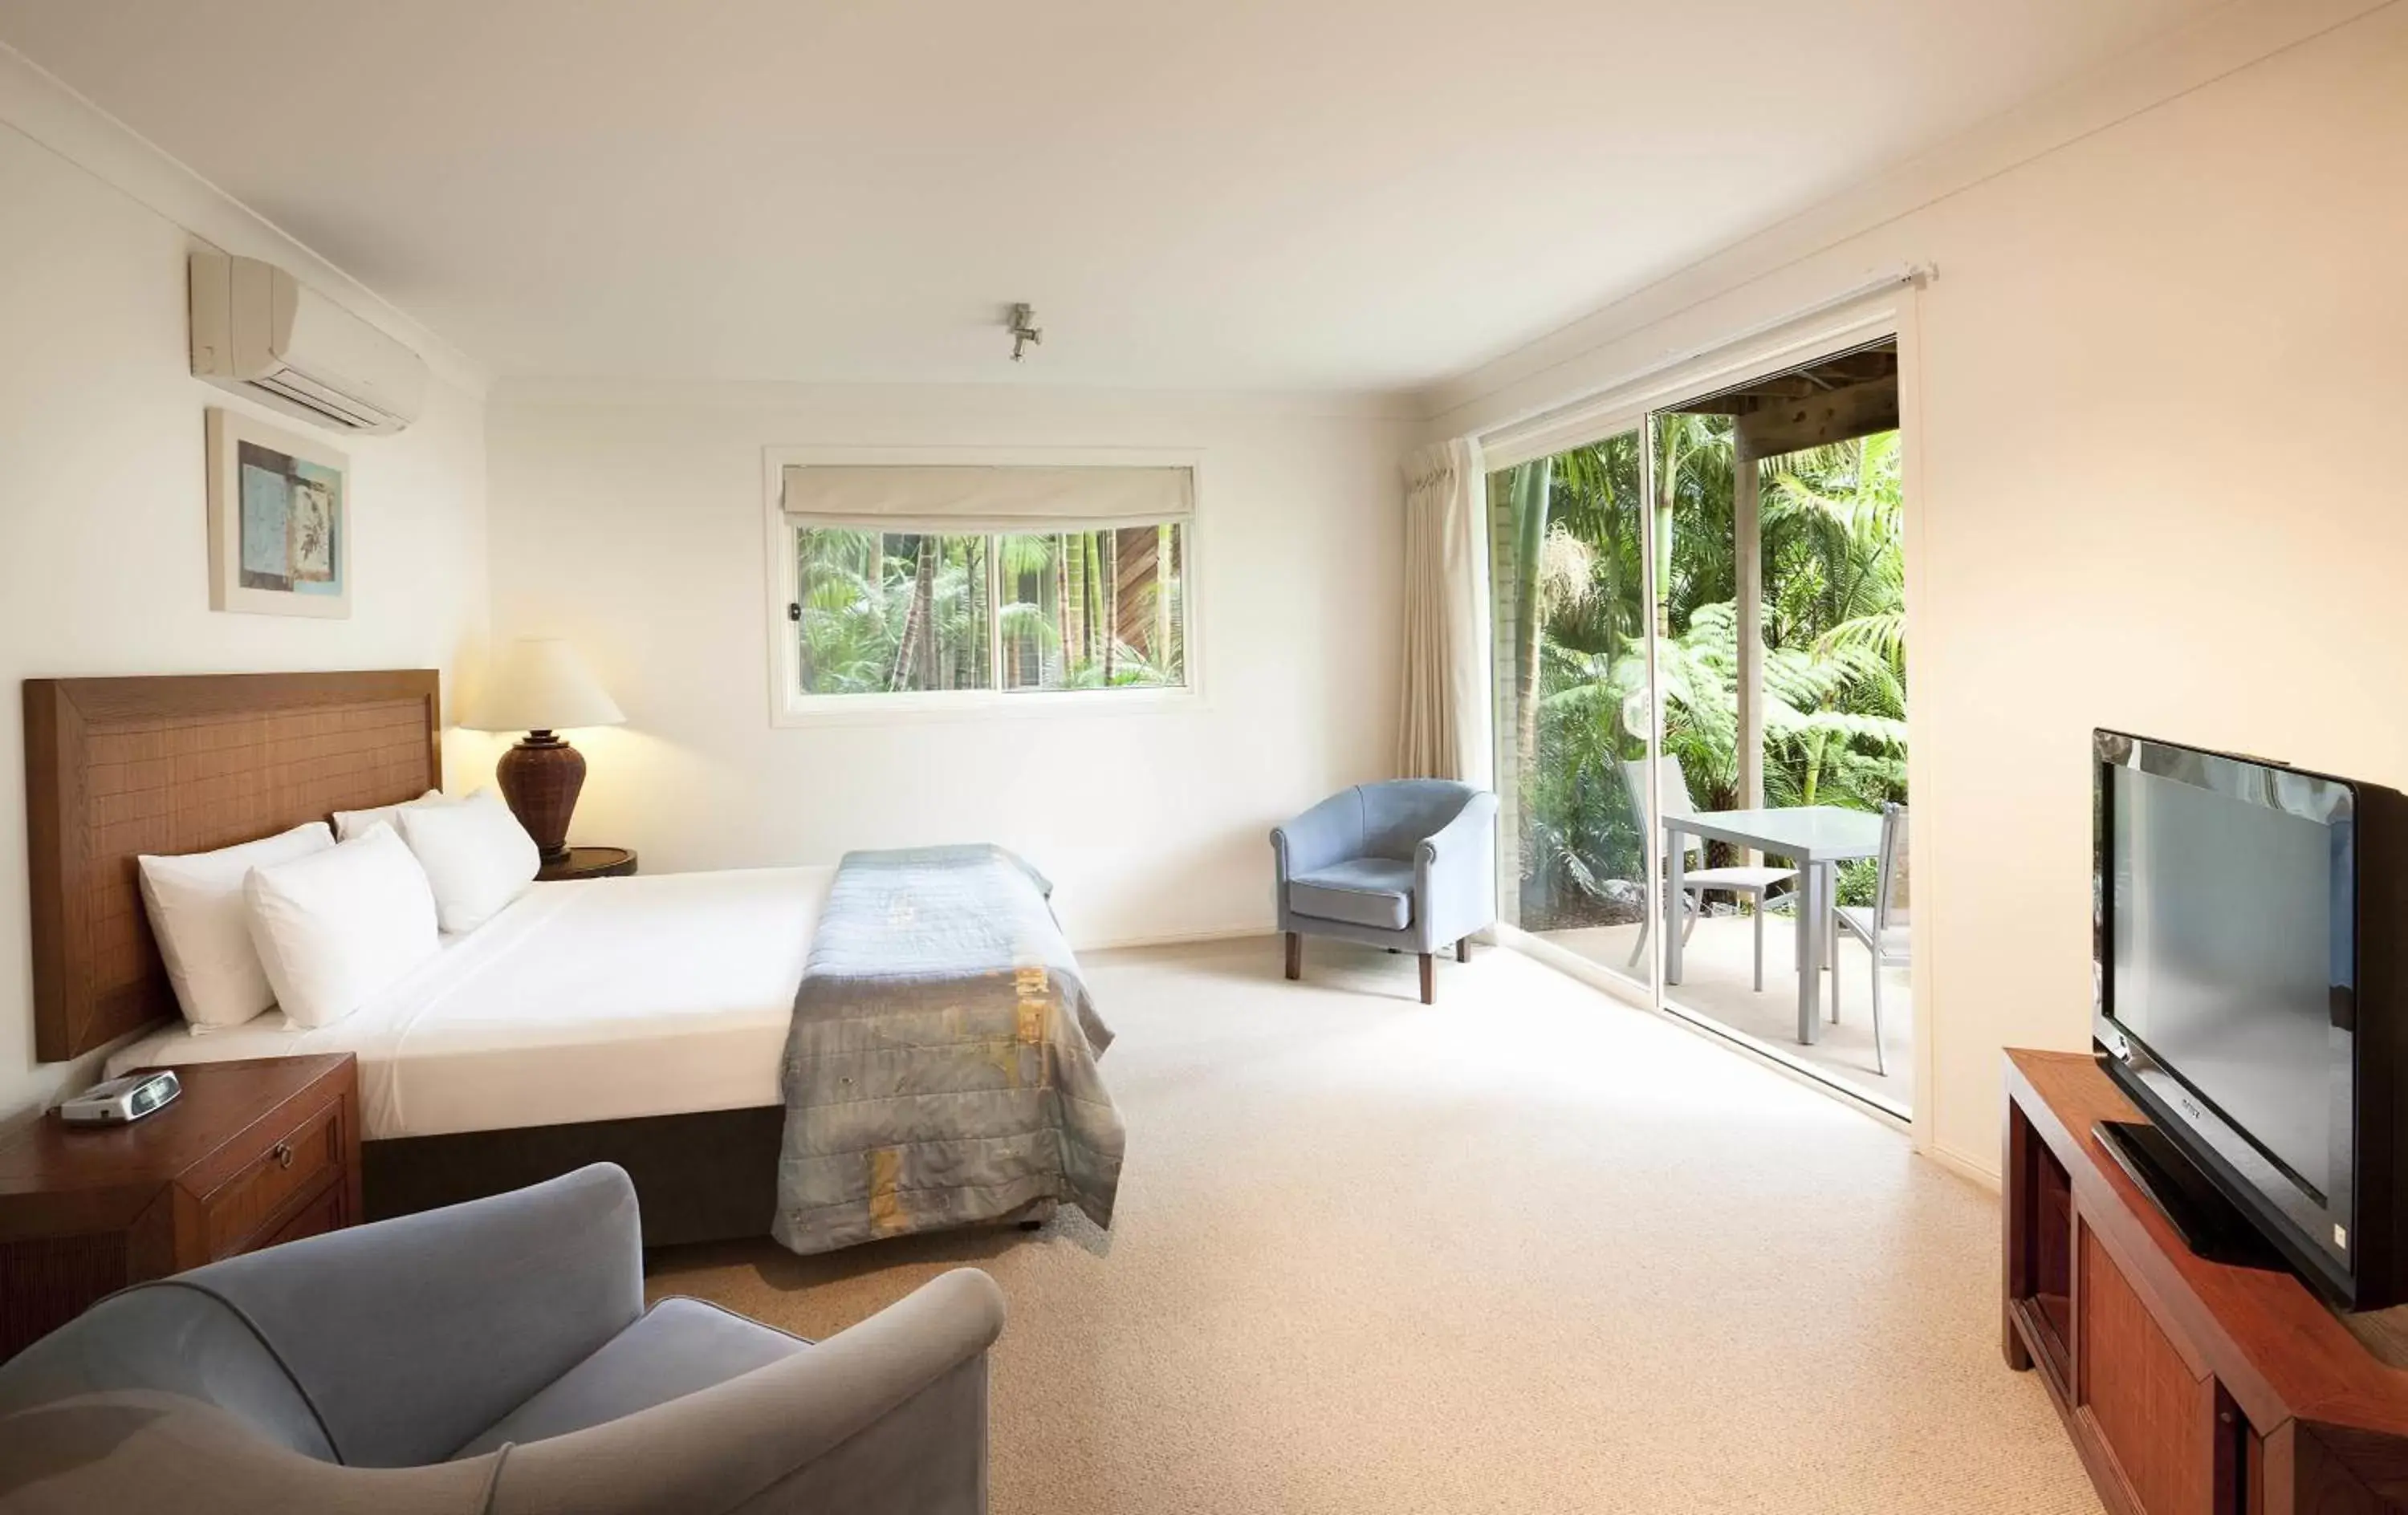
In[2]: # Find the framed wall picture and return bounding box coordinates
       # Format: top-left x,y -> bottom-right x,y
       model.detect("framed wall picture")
205,407 -> 351,618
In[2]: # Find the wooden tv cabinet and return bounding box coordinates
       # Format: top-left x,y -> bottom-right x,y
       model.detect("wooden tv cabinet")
2004,1050 -> 2408,1513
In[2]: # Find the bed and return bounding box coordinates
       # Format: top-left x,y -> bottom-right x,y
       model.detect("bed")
26,671 -> 1103,1247
106,866 -> 835,1139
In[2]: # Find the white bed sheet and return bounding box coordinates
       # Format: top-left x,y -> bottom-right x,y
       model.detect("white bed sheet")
109,866 -> 833,1139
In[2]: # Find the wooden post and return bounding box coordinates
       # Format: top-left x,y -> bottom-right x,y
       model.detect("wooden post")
1735,424 -> 1764,857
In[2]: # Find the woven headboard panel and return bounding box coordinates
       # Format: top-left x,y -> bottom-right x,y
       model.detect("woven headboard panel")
23,671 -> 442,1062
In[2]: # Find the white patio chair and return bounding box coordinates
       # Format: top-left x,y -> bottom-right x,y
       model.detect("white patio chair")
1621,756 -> 1796,991
1832,801 -> 1908,1077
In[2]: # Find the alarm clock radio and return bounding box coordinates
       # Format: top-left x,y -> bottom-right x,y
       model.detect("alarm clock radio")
59,1070 -> 181,1127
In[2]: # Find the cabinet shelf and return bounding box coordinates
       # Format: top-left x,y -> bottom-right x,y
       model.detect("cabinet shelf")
2003,1050 -> 2408,1515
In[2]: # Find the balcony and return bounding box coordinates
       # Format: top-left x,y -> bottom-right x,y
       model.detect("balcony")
1539,908 -> 1911,1115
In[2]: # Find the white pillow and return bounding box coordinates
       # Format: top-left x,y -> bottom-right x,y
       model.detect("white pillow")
136,822 -> 336,1031
397,787 -> 539,934
245,823 -> 441,1028
332,788 -> 453,843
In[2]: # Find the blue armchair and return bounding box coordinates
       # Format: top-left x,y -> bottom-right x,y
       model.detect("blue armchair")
0,1164 -> 1003,1513
1271,779 -> 1499,1003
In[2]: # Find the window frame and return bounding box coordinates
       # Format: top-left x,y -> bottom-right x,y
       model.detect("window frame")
763,445 -> 1206,725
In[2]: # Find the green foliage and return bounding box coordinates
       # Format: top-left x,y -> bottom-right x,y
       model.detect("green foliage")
1503,422 -> 1907,924
795,524 -> 1186,696
796,529 -> 990,694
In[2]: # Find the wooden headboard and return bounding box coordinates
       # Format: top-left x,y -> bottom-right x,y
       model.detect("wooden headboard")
23,671 -> 442,1062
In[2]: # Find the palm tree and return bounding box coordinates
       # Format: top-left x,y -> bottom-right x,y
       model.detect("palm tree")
1501,459 -> 1553,784
795,530 -> 989,693
795,529 -> 893,693
885,537 -> 938,690
1649,412 -> 1736,638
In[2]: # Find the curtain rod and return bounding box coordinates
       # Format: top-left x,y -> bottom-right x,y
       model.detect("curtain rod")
1474,263 -> 1934,449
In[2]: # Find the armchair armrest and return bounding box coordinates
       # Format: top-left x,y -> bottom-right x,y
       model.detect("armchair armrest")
1271,789 -> 1365,883
1414,790 -> 1499,947
0,1391 -> 510,1515
488,1267 -> 1009,1515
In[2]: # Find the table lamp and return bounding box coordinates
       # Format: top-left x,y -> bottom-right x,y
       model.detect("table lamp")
466,638 -> 625,863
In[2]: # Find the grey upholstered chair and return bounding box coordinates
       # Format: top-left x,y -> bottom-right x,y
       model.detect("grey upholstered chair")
1621,756 -> 1797,991
1272,778 -> 1499,1004
1832,801 -> 1910,1077
0,1164 -> 1005,1515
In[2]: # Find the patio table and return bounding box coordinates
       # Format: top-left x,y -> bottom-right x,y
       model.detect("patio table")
1662,805 -> 1885,1046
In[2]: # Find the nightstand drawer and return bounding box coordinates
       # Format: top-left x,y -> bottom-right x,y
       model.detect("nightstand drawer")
201,1099 -> 345,1259
259,1180 -> 346,1250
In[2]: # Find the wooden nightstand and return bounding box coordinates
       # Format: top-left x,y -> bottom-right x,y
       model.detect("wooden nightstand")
538,845 -> 637,881
0,1053 -> 361,1361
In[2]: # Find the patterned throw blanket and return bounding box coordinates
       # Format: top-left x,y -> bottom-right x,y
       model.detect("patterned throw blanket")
771,845 -> 1125,1255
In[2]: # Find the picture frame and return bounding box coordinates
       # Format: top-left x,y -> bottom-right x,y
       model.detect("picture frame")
205,407 -> 352,618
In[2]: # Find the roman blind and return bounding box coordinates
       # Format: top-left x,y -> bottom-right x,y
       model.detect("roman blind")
780,464 -> 1194,533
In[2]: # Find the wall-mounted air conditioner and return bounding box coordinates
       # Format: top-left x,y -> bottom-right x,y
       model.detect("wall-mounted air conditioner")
189,250 -> 426,435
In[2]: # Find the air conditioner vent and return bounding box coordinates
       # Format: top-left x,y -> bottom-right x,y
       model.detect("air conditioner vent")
189,250 -> 426,435
251,372 -> 386,432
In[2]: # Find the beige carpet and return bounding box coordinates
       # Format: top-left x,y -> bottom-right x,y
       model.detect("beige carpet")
647,936 -> 2100,1515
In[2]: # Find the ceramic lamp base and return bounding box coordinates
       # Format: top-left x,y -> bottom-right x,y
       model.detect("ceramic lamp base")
495,730 -> 584,864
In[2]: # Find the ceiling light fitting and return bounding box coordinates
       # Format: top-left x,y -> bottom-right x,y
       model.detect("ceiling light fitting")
1007,303 -> 1042,363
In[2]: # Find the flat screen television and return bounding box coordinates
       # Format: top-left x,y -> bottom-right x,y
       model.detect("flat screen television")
2093,729 -> 2408,1309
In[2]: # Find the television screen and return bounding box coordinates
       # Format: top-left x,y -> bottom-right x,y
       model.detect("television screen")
2105,761 -> 2351,1203
2095,730 -> 2365,1298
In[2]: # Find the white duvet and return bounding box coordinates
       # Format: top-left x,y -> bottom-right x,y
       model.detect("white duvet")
109,866 -> 834,1139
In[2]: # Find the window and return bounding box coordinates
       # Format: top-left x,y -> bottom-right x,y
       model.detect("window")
772,457 -> 1196,713
796,530 -> 993,693
996,526 -> 1186,691
792,523 -> 1187,697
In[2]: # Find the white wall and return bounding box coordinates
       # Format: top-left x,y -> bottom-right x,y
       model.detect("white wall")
488,384 -> 1412,947
0,86 -> 490,1125
1426,0 -> 2408,1180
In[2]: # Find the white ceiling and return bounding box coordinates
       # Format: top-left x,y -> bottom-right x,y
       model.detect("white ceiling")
0,0 -> 2214,393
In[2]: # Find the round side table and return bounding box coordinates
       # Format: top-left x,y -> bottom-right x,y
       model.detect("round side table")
537,846 -> 637,882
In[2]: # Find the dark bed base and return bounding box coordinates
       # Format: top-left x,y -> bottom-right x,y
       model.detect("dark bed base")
364,1106 -> 785,1248
363,1106 -> 1060,1249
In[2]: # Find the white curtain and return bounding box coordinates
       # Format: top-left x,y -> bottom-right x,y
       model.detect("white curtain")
1396,438 -> 1494,786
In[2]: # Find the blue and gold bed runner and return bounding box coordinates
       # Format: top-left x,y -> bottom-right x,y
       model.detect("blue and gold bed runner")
771,844 -> 1124,1255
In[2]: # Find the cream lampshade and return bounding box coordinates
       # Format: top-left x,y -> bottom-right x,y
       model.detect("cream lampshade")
465,639 -> 625,863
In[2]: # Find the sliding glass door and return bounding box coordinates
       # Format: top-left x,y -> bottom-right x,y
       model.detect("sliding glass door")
1488,427 -> 1659,995
1491,339 -> 1912,1115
